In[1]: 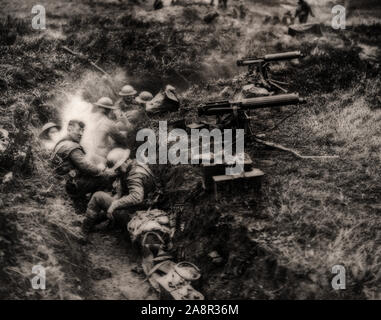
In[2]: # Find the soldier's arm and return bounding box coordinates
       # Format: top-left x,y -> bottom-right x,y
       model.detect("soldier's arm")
309,5 -> 315,17
108,124 -> 128,145
295,5 -> 301,17
109,175 -> 145,211
69,149 -> 102,176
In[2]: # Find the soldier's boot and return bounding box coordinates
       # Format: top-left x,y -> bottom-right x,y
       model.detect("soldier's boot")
82,217 -> 94,234
82,211 -> 100,235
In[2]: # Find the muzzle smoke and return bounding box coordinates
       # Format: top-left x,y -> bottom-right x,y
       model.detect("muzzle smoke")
43,69 -> 130,165
60,94 -> 105,163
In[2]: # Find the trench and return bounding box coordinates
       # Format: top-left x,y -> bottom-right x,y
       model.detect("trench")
3,0 -> 378,300
85,230 -> 158,300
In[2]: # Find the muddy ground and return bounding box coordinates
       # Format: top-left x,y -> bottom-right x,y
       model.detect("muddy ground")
0,0 -> 380,300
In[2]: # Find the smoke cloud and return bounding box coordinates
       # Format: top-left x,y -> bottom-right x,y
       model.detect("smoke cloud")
42,69 -> 130,165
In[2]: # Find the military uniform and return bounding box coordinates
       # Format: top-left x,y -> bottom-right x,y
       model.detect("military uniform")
83,160 -> 154,232
153,0 -> 163,10
94,117 -> 120,159
295,0 -> 314,23
211,0 -> 227,9
93,113 -> 136,161
51,137 -> 111,197
112,107 -> 145,150
116,98 -> 140,112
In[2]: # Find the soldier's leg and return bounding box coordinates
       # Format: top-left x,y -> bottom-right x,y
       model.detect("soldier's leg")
83,191 -> 114,233
77,176 -> 112,195
299,13 -> 308,23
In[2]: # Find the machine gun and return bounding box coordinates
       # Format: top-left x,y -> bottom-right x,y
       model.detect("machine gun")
237,51 -> 304,92
198,93 -> 307,133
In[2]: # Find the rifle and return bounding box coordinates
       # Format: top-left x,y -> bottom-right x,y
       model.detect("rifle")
62,46 -> 109,76
62,46 -> 117,96
198,93 -> 307,132
236,51 -> 304,92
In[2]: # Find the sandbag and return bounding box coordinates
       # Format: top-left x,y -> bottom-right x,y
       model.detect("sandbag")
288,23 -> 322,37
145,85 -> 179,115
127,209 -> 171,242
241,84 -> 270,98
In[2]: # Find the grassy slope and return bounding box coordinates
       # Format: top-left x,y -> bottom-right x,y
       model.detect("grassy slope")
176,23 -> 381,298
0,0 -> 380,299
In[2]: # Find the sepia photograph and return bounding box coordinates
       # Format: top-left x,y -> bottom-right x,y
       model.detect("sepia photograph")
0,0 -> 380,305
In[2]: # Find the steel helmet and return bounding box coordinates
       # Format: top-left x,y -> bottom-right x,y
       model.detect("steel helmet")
106,148 -> 131,170
119,85 -> 137,97
135,91 -> 153,104
94,97 -> 117,109
39,122 -> 61,139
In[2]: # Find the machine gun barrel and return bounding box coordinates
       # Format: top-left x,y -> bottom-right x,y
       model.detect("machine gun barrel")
198,93 -> 306,116
237,51 -> 303,66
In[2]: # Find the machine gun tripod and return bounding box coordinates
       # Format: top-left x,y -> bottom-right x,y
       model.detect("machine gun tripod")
237,51 -> 305,93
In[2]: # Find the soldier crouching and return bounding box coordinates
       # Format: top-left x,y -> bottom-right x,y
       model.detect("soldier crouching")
82,148 -> 155,234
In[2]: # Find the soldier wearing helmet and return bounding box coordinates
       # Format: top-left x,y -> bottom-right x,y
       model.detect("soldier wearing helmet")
91,96 -> 130,159
114,86 -> 148,150
117,84 -> 138,112
39,122 -> 61,142
51,120 -> 116,198
295,0 -> 314,24
92,97 -> 118,116
82,148 -> 154,233
135,91 -> 153,107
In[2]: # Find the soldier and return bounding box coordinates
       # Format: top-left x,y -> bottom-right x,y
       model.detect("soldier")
117,85 -> 139,112
39,122 -> 61,142
112,112 -> 140,151
114,89 -> 148,150
91,97 -> 129,160
92,96 -> 118,117
82,148 -> 155,233
282,10 -> 295,25
295,0 -> 314,24
153,0 -> 163,10
238,0 -> 246,19
211,0 -> 227,9
51,120 -> 115,198
135,91 -> 153,107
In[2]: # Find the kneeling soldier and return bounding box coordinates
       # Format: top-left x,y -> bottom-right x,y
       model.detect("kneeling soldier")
82,148 -> 154,233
